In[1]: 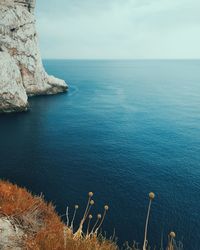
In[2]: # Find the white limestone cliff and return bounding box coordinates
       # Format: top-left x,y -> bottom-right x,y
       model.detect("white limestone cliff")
0,0 -> 68,113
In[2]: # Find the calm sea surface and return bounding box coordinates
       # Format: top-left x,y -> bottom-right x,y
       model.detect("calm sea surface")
0,60 -> 200,249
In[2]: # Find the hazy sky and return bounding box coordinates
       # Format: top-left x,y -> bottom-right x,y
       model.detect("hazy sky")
36,0 -> 200,59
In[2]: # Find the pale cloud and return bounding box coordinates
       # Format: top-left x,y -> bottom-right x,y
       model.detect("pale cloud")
36,0 -> 200,59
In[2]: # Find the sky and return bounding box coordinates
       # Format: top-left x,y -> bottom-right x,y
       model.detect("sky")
36,0 -> 200,59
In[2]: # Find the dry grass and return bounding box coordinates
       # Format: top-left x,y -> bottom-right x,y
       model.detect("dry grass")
0,180 -> 117,250
0,180 -> 183,250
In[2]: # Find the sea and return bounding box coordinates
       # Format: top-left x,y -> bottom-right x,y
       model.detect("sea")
0,60 -> 200,249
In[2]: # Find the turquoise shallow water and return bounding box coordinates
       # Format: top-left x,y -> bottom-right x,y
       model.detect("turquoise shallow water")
0,60 -> 200,249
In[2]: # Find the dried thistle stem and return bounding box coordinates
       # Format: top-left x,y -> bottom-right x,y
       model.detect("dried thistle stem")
86,214 -> 93,237
66,207 -> 69,227
70,205 -> 79,230
90,215 -> 101,235
143,192 -> 155,250
94,205 -> 109,234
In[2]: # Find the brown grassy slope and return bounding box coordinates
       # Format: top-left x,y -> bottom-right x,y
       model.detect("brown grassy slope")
0,181 -> 117,250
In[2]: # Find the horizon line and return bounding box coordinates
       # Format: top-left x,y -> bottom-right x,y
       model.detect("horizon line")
42,58 -> 200,61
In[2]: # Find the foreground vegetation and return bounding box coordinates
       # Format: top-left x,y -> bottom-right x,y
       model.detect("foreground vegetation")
0,181 -> 182,249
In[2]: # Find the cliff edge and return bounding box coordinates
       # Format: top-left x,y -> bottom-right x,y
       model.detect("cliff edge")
0,0 -> 68,113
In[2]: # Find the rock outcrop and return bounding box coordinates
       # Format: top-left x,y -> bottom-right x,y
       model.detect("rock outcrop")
0,0 -> 68,113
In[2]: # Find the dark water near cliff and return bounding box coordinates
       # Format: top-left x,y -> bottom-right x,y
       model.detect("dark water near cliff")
0,60 -> 200,249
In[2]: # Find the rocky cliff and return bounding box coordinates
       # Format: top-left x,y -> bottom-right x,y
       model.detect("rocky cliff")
0,0 -> 68,113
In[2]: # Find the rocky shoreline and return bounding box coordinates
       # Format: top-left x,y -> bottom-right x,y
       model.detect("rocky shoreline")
0,0 -> 68,113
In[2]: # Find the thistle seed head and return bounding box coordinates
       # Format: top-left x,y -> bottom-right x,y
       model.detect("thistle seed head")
89,214 -> 93,219
90,200 -> 94,205
88,192 -> 94,197
149,192 -> 155,200
75,205 -> 79,209
104,205 -> 109,211
97,214 -> 102,219
170,231 -> 176,238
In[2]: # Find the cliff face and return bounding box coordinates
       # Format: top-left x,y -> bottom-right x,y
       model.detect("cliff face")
0,0 -> 68,113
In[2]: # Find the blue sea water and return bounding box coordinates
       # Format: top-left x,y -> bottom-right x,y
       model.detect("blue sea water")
0,60 -> 200,249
